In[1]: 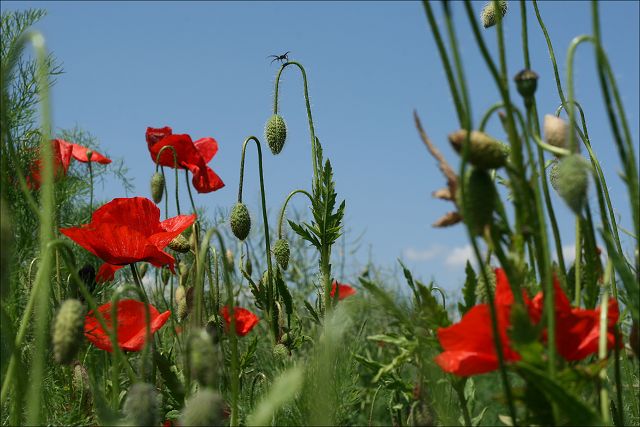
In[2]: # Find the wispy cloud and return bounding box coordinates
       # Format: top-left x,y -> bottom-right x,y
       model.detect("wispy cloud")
445,244 -> 473,267
562,244 -> 576,265
403,246 -> 443,262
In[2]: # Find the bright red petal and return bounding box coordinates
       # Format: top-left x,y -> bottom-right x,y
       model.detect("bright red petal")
90,197 -> 162,237
330,281 -> 357,300
193,137 -> 219,163
221,306 -> 259,337
60,139 -> 111,164
189,164 -> 225,193
96,263 -> 123,283
150,214 -> 197,249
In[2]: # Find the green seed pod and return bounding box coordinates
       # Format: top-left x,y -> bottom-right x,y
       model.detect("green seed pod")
265,114 -> 287,155
150,172 -> 165,204
549,159 -> 560,192
280,332 -> 293,346
189,329 -> 218,388
230,202 -> 251,240
175,285 -> 186,306
273,239 -> 290,270
52,299 -> 85,365
555,154 -> 590,215
448,130 -> 510,170
543,114 -> 571,150
161,267 -> 170,285
481,0 -> 508,28
273,343 -> 289,361
514,69 -> 539,100
457,168 -> 496,236
123,382 -> 159,427
168,233 -> 191,253
180,389 -> 226,427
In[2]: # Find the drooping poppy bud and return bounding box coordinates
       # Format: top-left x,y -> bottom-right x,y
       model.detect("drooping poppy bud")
150,172 -> 165,204
544,115 -> 571,150
514,69 -> 539,100
189,329 -> 218,388
180,390 -> 226,427
273,239 -> 290,270
457,168 -> 496,235
168,233 -> 191,253
549,159 -> 560,192
230,202 -> 251,240
448,130 -> 509,170
555,154 -> 590,215
265,114 -> 287,155
52,299 -> 85,364
481,0 -> 508,28
123,382 -> 160,427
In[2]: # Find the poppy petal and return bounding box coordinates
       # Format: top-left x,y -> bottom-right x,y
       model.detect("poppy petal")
96,263 -> 123,283
193,137 -> 219,163
220,306 -> 259,337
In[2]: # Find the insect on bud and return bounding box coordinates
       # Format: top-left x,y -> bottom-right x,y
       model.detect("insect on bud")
448,130 -> 509,170
150,172 -> 165,204
180,390 -> 226,427
555,154 -> 590,215
230,202 -> 251,240
481,0 -> 508,29
123,382 -> 160,427
52,299 -> 85,365
273,239 -> 290,270
457,168 -> 496,236
168,233 -> 191,253
189,329 -> 218,388
514,69 -> 539,100
544,115 -> 572,150
265,114 -> 287,155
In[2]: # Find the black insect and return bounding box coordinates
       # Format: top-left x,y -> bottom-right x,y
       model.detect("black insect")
268,51 -> 291,64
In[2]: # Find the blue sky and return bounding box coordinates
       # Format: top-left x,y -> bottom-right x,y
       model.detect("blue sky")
4,1 -> 639,293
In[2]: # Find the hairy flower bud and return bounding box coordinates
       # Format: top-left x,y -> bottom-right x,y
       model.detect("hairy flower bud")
448,130 -> 509,170
549,159 -> 560,192
543,115 -> 571,150
52,299 -> 85,364
514,69 -> 539,99
169,233 -> 191,253
555,154 -> 590,215
123,383 -> 159,427
273,239 -> 290,270
265,114 -> 287,155
475,267 -> 497,303
180,390 -> 225,427
481,0 -> 508,28
230,202 -> 251,240
457,168 -> 496,235
150,172 -> 165,204
189,329 -> 218,388
273,343 -> 289,361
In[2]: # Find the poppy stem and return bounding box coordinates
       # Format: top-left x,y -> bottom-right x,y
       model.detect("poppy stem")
453,379 -> 472,427
156,145 -> 181,215
87,152 -> 94,213
277,189 -> 314,239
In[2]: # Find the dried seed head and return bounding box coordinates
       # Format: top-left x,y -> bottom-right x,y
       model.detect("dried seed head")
457,168 -> 496,235
180,389 -> 225,427
273,239 -> 290,270
168,233 -> 191,253
150,172 -> 165,204
514,69 -> 539,99
189,329 -> 218,388
230,202 -> 251,240
555,154 -> 590,215
481,0 -> 508,28
448,130 -> 509,169
543,115 -> 571,150
265,114 -> 287,155
433,211 -> 463,228
123,382 -> 160,427
52,299 -> 85,364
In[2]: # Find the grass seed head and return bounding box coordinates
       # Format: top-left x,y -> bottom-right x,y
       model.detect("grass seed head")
180,389 -> 226,427
448,130 -> 509,170
189,329 -> 218,388
123,382 -> 160,427
230,202 -> 251,240
150,172 -> 165,204
273,239 -> 290,270
265,114 -> 287,155
52,299 -> 85,365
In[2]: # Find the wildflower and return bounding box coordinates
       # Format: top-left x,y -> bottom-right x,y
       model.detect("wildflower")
146,126 -> 224,193
230,202 -> 251,240
84,299 -> 170,352
220,306 -> 259,337
330,280 -> 357,300
27,138 -> 111,189
60,197 -> 195,282
264,114 -> 287,155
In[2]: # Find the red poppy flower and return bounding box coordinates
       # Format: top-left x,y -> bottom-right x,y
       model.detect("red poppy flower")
434,268 -> 521,376
146,126 -> 224,193
60,197 -> 195,281
84,299 -> 170,352
330,280 -> 357,300
27,139 -> 111,189
220,306 -> 259,337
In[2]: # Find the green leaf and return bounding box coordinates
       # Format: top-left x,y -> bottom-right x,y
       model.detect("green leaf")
458,261 -> 477,315
304,300 -> 321,324
154,350 -> 185,405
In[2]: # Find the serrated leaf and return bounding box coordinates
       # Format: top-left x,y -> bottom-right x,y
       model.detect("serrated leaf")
154,350 -> 185,405
304,300 -> 321,324
458,261 -> 477,315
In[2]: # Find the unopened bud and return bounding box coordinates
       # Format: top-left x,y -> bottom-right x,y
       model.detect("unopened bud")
544,115 -> 571,150
448,130 -> 509,169
273,239 -> 290,270
273,343 -> 289,361
169,234 -> 191,253
150,172 -> 165,204
514,69 -> 539,99
180,390 -> 225,427
230,202 -> 251,240
555,154 -> 590,215
481,0 -> 508,29
265,114 -> 287,155
52,299 -> 85,364
123,382 -> 159,427
457,168 -> 496,235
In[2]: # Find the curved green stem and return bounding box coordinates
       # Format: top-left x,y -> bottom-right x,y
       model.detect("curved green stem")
87,152 -> 94,213
184,169 -> 197,215
155,145 -> 181,215
277,189 -> 313,239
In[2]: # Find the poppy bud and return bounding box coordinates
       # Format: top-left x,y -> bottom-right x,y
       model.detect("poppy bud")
514,69 -> 539,99
265,114 -> 287,155
448,130 -> 509,170
169,233 -> 191,253
206,314 -> 224,344
150,172 -> 165,204
180,390 -> 225,427
555,154 -> 590,215
189,329 -> 218,387
457,168 -> 496,236
273,343 -> 289,361
549,159 -> 560,192
52,299 -> 85,364
161,267 -> 170,285
138,262 -> 148,279
481,0 -> 508,28
123,382 -> 160,427
543,115 -> 572,150
273,239 -> 290,270
230,202 -> 251,240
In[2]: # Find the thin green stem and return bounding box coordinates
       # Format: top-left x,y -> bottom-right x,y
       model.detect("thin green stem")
277,189 -> 313,239
574,219 -> 582,305
155,145 -> 181,215
453,380 -> 472,427
88,152 -> 94,213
